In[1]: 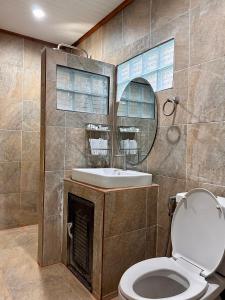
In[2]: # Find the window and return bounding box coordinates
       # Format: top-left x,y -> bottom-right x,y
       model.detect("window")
117,39 -> 175,101
56,66 -> 109,115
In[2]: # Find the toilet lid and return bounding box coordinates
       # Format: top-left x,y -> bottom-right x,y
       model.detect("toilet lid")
171,188 -> 225,277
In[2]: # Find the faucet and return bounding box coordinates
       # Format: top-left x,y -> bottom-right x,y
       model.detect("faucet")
114,153 -> 128,171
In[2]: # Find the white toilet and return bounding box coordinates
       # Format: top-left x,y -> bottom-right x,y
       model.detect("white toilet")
118,188 -> 225,300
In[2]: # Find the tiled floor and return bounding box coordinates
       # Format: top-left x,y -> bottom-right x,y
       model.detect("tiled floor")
0,225 -> 99,300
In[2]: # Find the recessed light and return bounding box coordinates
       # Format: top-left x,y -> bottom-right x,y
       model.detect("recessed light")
32,7 -> 46,19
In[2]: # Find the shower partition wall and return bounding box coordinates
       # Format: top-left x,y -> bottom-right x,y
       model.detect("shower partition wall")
39,48 -> 115,270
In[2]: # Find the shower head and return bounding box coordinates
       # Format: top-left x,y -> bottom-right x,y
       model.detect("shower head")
53,43 -> 88,58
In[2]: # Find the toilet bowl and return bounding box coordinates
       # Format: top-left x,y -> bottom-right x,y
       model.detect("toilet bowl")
119,189 -> 225,300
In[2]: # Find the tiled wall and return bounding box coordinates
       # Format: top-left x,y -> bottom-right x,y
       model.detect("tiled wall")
78,0 -> 225,256
39,48 -> 115,266
0,32 -> 46,229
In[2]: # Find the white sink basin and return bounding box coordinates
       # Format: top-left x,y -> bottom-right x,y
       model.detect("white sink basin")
71,168 -> 152,188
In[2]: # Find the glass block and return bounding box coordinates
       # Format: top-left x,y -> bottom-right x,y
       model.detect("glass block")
159,40 -> 174,69
73,94 -> 88,113
141,103 -> 155,119
157,66 -> 173,90
92,96 -> 107,114
143,85 -> 155,103
117,100 -> 128,117
57,90 -> 73,111
130,55 -> 143,78
116,38 -> 174,100
117,62 -> 130,84
56,66 -> 109,115
91,75 -> 108,97
130,82 -> 142,102
74,71 -> 91,94
57,67 -> 71,90
128,101 -> 140,118
144,72 -> 157,92
143,48 -> 159,74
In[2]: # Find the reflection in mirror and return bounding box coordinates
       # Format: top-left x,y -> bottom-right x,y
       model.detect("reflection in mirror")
116,77 -> 157,165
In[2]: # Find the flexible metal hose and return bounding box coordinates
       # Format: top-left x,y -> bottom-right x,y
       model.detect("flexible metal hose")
164,196 -> 177,257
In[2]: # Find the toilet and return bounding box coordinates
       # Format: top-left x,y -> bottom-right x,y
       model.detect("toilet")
118,188 -> 225,300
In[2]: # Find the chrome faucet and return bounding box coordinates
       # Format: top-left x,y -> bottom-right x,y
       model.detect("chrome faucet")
114,153 -> 127,171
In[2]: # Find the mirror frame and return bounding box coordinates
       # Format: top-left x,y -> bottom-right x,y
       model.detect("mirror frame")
115,77 -> 158,166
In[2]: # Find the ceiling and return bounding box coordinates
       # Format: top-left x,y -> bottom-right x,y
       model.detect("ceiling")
0,0 -> 124,44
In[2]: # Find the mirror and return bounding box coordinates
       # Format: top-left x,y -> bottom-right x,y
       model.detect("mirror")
116,77 -> 157,165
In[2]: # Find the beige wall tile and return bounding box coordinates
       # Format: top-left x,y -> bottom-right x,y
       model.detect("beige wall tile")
0,100 -> 22,130
0,32 -> 23,66
154,175 -> 186,229
102,229 -> 146,296
81,28 -> 103,61
102,12 -> 123,58
148,125 -> 187,179
65,111 -> 107,128
44,171 -> 64,217
46,80 -> 65,127
185,179 -> 225,197
23,100 -> 40,131
122,34 -> 150,63
23,68 -> 41,101
43,214 -> 62,265
156,224 -> 168,257
0,193 -> 20,229
146,185 -> 158,227
190,0 -> 225,65
187,122 -> 225,186
190,0 -> 200,8
0,64 -> 23,100
22,131 -> 40,161
151,0 -> 189,31
65,128 -> 86,169
0,162 -> 20,193
21,161 -> 40,192
19,199 -> 38,227
146,225 -> 157,258
151,12 -> 189,71
123,0 -> 150,46
45,126 -> 65,171
46,48 -> 67,82
188,57 -> 225,123
21,192 -> 38,213
104,189 -> 147,237
24,39 -> 43,70
157,69 -> 188,126
0,130 -> 21,162
67,52 -> 105,74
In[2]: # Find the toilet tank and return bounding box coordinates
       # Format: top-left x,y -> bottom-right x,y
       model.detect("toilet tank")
176,193 -> 225,277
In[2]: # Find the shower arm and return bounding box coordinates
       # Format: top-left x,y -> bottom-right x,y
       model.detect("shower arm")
54,43 -> 88,58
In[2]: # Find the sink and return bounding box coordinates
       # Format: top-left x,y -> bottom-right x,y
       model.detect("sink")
71,168 -> 152,188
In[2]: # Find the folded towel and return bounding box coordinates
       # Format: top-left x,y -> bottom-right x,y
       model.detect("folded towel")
89,138 -> 108,156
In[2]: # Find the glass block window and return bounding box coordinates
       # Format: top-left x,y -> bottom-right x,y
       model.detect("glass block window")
117,39 -> 174,101
56,66 -> 109,115
117,80 -> 155,119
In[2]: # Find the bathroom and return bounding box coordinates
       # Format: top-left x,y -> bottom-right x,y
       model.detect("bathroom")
0,0 -> 225,299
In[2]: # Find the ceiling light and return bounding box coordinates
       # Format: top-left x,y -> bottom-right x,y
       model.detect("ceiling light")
32,7 -> 46,19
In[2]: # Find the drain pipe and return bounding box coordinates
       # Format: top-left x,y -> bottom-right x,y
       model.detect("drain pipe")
164,196 -> 177,257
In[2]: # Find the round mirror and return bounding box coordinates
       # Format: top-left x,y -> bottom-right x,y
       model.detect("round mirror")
116,77 -> 157,165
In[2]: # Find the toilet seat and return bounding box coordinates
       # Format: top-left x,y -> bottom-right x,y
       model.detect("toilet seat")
119,257 -> 208,300
119,189 -> 225,300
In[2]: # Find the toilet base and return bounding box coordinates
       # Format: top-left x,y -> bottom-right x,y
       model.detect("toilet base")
118,272 -> 225,300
